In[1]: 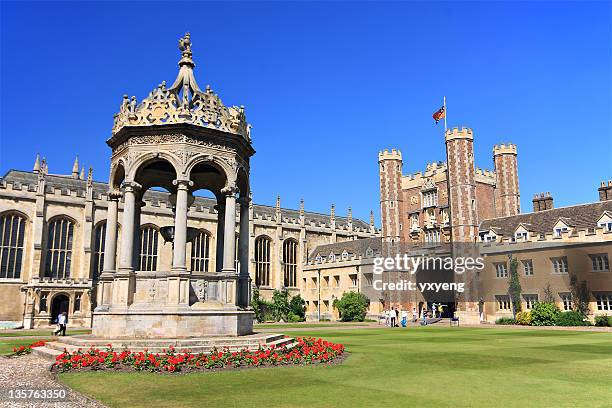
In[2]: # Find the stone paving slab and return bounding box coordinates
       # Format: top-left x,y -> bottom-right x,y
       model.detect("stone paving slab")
0,355 -> 106,408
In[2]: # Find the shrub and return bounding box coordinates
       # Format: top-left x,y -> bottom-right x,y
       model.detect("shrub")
335,291 -> 369,322
515,311 -> 532,326
271,289 -> 291,322
555,311 -> 590,326
530,302 -> 560,326
289,295 -> 306,322
595,315 -> 610,327
495,317 -> 516,325
251,289 -> 274,323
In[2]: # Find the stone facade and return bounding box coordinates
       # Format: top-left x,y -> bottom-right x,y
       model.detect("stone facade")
0,169 -> 375,328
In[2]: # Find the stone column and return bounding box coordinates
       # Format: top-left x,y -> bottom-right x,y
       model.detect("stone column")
113,181 -> 140,308
222,187 -> 238,273
172,179 -> 193,273
97,191 -> 120,310
215,204 -> 225,272
237,195 -> 250,307
118,182 -> 139,273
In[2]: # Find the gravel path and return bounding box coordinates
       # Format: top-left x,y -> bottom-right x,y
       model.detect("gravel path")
0,354 -> 107,408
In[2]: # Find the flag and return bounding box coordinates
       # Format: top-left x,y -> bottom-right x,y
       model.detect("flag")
432,106 -> 445,124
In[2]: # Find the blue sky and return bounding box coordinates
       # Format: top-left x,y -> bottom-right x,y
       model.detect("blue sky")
1,1 -> 610,224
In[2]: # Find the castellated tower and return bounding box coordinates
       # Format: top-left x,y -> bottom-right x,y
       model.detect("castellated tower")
493,143 -> 520,217
378,149 -> 403,244
445,127 -> 478,242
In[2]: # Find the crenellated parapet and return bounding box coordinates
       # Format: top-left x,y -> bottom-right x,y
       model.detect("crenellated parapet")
378,148 -> 402,162
493,143 -> 518,156
444,126 -> 473,141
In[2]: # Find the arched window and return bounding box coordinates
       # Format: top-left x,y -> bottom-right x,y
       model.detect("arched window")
255,236 -> 271,287
191,230 -> 211,272
283,239 -> 298,288
139,226 -> 159,271
45,217 -> 75,279
0,212 -> 26,279
92,222 -> 106,280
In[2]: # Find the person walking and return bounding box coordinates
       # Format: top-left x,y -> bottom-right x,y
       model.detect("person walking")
384,310 -> 390,326
389,307 -> 396,327
412,307 -> 418,324
437,304 -> 444,318
54,312 -> 67,336
395,307 -> 400,327
431,303 -> 437,318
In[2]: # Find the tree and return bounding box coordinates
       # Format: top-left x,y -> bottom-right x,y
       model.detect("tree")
288,294 -> 306,322
570,274 -> 589,316
542,282 -> 556,304
507,257 -> 522,318
335,291 -> 370,322
271,288 -> 291,322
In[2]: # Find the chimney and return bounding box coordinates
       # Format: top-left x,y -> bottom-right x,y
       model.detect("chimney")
532,192 -> 553,212
598,180 -> 612,201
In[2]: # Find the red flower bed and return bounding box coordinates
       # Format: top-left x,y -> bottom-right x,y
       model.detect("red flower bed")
11,340 -> 48,356
53,337 -> 345,373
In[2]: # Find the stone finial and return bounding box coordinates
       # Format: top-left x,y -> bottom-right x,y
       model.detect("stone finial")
87,166 -> 93,185
370,209 -> 375,226
299,198 -> 305,217
79,167 -> 85,180
71,156 -> 79,179
347,207 -> 353,224
330,203 -> 335,221
33,154 -> 41,173
276,195 -> 281,211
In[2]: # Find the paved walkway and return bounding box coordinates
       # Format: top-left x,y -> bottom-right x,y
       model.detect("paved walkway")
0,355 -> 106,408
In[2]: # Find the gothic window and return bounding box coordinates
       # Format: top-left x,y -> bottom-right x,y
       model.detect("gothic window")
422,190 -> 438,208
139,226 -> 159,271
74,293 -> 82,312
0,212 -> 26,279
494,262 -> 508,278
191,230 -> 211,272
45,217 -> 75,279
255,236 -> 271,287
283,239 -> 298,288
93,222 -> 106,280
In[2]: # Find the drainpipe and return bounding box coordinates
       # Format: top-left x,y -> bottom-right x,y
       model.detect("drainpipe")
317,269 -> 321,321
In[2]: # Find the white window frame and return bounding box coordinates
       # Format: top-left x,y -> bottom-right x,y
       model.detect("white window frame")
559,292 -> 573,311
590,254 -> 609,272
522,259 -> 534,276
495,262 -> 508,278
551,256 -> 569,274
523,294 -> 538,309
595,293 -> 612,311
496,295 -> 511,311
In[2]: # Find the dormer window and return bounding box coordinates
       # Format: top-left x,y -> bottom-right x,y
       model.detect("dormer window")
513,225 -> 529,241
328,252 -> 336,262
315,255 -> 323,263
597,213 -> 612,232
479,231 -> 496,242
365,247 -> 374,257
341,250 -> 349,261
553,220 -> 571,237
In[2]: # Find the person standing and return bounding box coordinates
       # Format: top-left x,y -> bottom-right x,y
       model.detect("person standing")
412,307 -> 418,324
431,303 -> 437,318
395,308 -> 400,327
389,307 -> 396,327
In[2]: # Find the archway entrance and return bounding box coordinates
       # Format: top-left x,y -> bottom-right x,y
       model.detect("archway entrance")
50,294 -> 69,323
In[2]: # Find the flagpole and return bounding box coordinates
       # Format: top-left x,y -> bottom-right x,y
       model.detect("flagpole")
443,95 -> 447,132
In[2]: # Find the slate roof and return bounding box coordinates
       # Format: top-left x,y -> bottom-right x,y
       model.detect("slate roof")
308,237 -> 382,261
479,200 -> 612,236
0,170 -> 371,230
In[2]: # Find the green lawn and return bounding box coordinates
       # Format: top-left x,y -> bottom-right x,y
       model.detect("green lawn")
59,327 -> 612,407
254,322 -> 371,329
0,329 -> 91,338
0,338 -> 51,355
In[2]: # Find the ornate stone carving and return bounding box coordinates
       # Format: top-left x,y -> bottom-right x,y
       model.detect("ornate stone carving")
194,280 -> 208,302
112,34 -> 251,141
